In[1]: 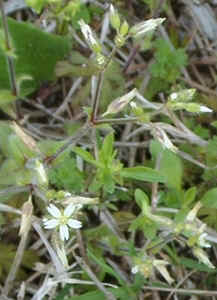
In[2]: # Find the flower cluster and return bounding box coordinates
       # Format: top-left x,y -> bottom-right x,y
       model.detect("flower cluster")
132,256 -> 174,284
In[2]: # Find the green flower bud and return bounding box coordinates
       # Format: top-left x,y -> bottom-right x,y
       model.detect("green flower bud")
110,5 -> 121,31
114,34 -> 126,48
120,21 -> 129,37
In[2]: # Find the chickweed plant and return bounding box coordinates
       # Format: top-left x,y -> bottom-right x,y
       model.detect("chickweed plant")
0,2 -> 216,300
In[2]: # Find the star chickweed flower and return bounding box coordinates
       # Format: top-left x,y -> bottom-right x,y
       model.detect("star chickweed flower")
43,203 -> 82,241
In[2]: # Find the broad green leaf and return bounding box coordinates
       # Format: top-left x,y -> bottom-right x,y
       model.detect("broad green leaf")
0,17 -> 70,96
121,166 -> 166,183
201,188 -> 217,209
73,147 -> 101,167
150,140 -> 182,190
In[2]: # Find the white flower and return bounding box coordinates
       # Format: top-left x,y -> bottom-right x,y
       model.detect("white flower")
170,92 -> 178,101
131,265 -> 139,274
199,105 -> 212,113
130,18 -> 165,38
43,203 -> 82,241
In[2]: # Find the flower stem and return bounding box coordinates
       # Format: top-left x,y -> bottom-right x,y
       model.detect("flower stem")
91,46 -> 117,123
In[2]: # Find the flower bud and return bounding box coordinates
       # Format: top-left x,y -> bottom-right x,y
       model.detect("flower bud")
193,247 -> 215,268
79,20 -> 101,54
109,5 -> 121,31
102,88 -> 137,116
130,18 -> 165,38
186,202 -> 202,222
120,21 -> 129,37
19,196 -> 33,237
114,34 -> 126,48
169,89 -> 196,103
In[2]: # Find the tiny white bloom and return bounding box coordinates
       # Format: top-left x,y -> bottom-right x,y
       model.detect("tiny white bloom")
198,233 -> 211,248
43,203 -> 82,241
170,92 -> 178,100
199,105 -> 212,113
130,101 -> 138,109
131,265 -> 139,274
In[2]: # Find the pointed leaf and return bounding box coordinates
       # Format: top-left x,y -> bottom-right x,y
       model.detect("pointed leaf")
121,166 -> 166,183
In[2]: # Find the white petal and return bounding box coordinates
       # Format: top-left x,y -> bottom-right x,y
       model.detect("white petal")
60,225 -> 69,241
47,204 -> 61,218
68,219 -> 82,229
64,204 -> 76,217
200,105 -> 212,113
43,219 -> 59,229
155,264 -> 174,284
131,266 -> 139,274
170,92 -> 178,100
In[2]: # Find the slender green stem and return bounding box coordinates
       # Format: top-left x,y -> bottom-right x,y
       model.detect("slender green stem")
94,117 -> 138,125
91,71 -> 105,122
91,46 -> 117,123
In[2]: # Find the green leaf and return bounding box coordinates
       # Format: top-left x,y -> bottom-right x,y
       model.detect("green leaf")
129,215 -> 157,239
25,0 -> 46,13
150,140 -> 182,190
121,166 -> 166,183
0,90 -> 17,105
183,187 -> 197,207
0,17 -> 70,96
100,133 -> 114,163
49,156 -> 84,193
211,120 -> 217,128
88,249 -> 124,285
201,188 -> 217,209
134,189 -> 150,215
180,257 -> 216,273
73,147 -> 100,167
